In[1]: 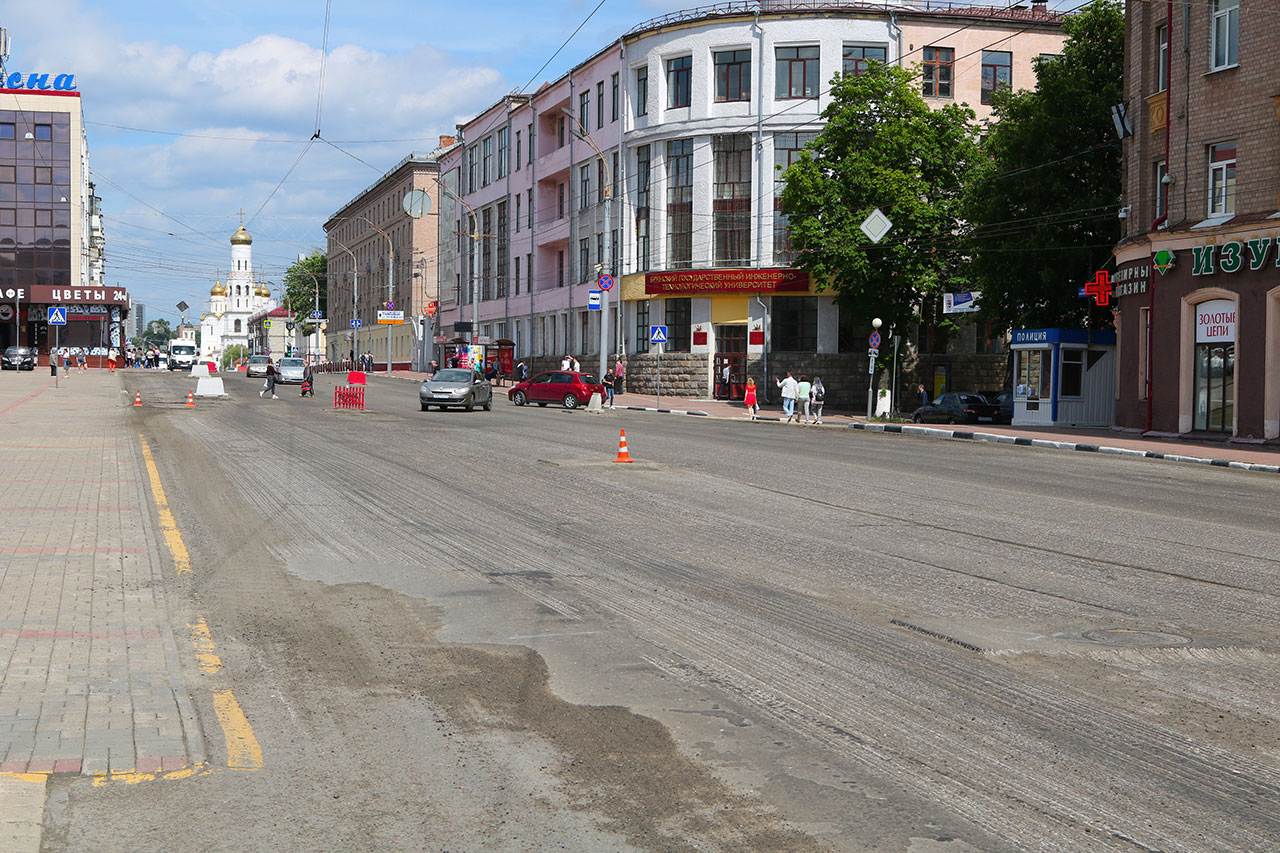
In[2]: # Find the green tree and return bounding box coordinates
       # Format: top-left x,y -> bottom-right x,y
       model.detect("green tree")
220,343 -> 247,371
143,319 -> 174,346
779,62 -> 979,328
284,253 -> 327,320
962,0 -> 1124,329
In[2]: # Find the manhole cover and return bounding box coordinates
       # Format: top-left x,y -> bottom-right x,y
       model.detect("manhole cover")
1082,628 -> 1191,647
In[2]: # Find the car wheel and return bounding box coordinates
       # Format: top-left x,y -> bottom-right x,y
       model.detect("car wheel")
562,394 -> 579,409
420,401 -> 429,412
483,398 -> 492,411
947,416 -> 956,425
513,391 -> 526,406
465,396 -> 475,412
912,413 -> 923,424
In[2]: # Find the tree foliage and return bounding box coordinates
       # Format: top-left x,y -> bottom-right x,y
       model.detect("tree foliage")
962,0 -> 1124,329
142,319 -> 174,345
284,252 -> 327,320
779,63 -> 980,327
220,343 -> 247,370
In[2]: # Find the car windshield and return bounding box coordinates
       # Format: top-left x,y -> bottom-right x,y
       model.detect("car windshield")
281,359 -> 303,367
250,356 -> 270,363
433,369 -> 475,383
171,345 -> 196,354
578,374 -> 597,386
959,395 -> 986,405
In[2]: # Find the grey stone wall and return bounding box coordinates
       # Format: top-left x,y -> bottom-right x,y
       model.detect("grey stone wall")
760,353 -> 869,407
902,353 -> 1011,399
623,353 -> 709,397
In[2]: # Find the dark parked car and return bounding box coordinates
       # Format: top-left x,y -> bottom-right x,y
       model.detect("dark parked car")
419,368 -> 492,411
508,371 -> 604,409
912,392 -> 999,425
2,346 -> 36,371
982,390 -> 1013,424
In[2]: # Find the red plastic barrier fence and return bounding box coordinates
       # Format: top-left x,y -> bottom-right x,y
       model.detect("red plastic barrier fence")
333,385 -> 365,411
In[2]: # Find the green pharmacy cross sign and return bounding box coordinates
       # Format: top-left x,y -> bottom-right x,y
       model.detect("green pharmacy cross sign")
1153,249 -> 1176,275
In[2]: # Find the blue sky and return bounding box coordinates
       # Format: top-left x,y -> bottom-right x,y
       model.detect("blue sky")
4,0 -> 1053,321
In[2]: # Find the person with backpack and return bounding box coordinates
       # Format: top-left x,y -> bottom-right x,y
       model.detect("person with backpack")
809,376 -> 825,425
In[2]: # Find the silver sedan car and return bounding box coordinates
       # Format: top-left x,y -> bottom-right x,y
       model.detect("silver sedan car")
277,357 -> 306,384
419,368 -> 492,412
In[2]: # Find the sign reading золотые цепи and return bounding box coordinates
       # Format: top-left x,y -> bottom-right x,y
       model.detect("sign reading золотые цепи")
0,72 -> 77,93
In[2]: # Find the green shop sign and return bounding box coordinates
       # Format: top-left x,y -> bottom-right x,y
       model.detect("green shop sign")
1189,237 -> 1278,276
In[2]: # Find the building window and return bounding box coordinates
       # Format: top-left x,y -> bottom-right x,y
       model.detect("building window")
558,182 -> 566,219
714,49 -> 751,102
34,209 -> 52,227
635,66 -> 649,117
579,164 -> 591,210
481,135 -> 493,186
635,144 -> 651,272
578,92 -> 590,135
1154,160 -> 1168,220
496,201 -> 509,298
980,50 -> 1012,105
527,123 -> 534,163
1060,349 -> 1084,397
635,300 -> 650,352
579,238 -> 590,282
515,130 -> 522,170
0,165 -> 14,183
0,208 -> 14,225
557,250 -> 565,287
611,72 -> 619,121
481,207 -> 494,300
596,232 -> 604,269
667,56 -> 692,108
1207,141 -> 1237,216
772,297 -> 817,351
514,255 -> 521,295
713,134 -> 751,266
1155,24 -> 1169,92
558,115 -> 566,148
527,189 -> 533,229
842,44 -> 887,76
773,131 -> 818,264
666,298 -> 692,352
34,167 -> 51,185
922,46 -> 954,98
33,124 -> 52,141
526,253 -> 532,292
666,139 -> 694,269
0,123 -> 14,140
596,80 -> 605,129
515,193 -> 522,232
234,319 -> 242,333
775,46 -> 820,99
611,151 -> 619,200
496,128 -> 509,179
1211,0 -> 1239,70
597,158 -> 606,204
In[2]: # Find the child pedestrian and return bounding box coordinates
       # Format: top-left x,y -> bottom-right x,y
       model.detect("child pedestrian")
810,376 -> 825,424
743,377 -> 758,420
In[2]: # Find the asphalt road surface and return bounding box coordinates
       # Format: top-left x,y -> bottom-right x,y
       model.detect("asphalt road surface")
47,369 -> 1280,851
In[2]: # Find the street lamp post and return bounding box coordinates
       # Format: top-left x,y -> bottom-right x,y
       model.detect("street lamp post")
564,108 -> 612,382
867,317 -> 883,419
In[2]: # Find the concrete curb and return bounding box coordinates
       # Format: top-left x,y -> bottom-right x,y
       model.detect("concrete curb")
846,421 -> 1280,475
622,405 -> 709,417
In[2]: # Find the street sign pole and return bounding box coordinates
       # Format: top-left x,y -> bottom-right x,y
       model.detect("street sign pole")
657,341 -> 662,410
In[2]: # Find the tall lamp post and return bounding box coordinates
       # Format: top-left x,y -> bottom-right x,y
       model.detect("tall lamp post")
294,254 -> 323,361
563,107 -> 613,381
867,317 -> 883,419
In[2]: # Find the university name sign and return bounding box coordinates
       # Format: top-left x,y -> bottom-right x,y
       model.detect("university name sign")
0,72 -> 78,93
645,268 -> 810,295
1189,237 -> 1280,276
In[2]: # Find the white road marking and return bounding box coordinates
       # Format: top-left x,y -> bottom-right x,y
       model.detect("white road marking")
507,630 -> 601,641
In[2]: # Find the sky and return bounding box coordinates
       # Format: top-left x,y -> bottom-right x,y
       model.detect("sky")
2,0 -> 1061,323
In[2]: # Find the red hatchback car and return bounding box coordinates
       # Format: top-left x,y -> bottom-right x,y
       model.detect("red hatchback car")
508,371 -> 604,409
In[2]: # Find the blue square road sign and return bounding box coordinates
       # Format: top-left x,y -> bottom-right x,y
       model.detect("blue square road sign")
47,306 -> 67,325
649,325 -> 668,344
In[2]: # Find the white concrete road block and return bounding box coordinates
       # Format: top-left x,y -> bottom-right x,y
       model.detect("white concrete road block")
586,392 -> 603,413
195,377 -> 227,397
190,363 -> 211,378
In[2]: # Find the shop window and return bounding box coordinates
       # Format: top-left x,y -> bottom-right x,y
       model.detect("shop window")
1016,349 -> 1051,400
1207,141 -> 1236,216
667,56 -> 692,109
922,47 -> 954,98
775,46 -> 820,100
714,49 -> 751,102
842,44 -> 887,76
1060,348 -> 1084,397
772,297 -> 817,351
635,300 -> 650,353
1210,0 -> 1239,71
1195,343 -> 1235,431
980,51 -> 1012,105
666,298 -> 692,352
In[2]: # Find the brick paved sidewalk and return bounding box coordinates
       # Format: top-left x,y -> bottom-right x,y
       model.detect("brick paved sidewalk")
0,371 -> 202,776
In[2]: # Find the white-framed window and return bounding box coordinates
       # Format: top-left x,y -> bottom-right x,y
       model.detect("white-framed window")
1210,0 -> 1239,71
1154,160 -> 1168,220
1155,24 -> 1168,92
1207,140 -> 1237,216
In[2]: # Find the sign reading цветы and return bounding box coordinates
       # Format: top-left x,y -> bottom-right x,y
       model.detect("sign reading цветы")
1195,299 -> 1236,343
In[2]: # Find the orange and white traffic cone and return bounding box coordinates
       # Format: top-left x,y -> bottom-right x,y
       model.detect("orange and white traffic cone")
133,391 -> 142,408
185,391 -> 195,409
614,428 -> 633,464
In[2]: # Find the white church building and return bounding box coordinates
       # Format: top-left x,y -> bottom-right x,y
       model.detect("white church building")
200,222 -> 275,363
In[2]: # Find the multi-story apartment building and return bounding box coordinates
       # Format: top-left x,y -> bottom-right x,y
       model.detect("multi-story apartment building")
1113,0 -> 1277,440
437,1 -> 1064,400
324,148 -> 447,370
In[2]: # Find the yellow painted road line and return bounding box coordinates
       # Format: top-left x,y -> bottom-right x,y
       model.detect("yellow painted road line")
188,617 -> 224,674
0,772 -> 49,853
138,436 -> 191,574
212,690 -> 264,770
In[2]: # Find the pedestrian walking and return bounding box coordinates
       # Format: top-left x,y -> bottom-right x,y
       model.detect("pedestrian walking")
916,383 -> 929,411
603,370 -> 616,409
796,375 -> 812,424
300,361 -> 314,398
743,377 -> 759,420
776,371 -> 799,422
260,361 -> 279,399
516,360 -> 529,382
810,376 -> 825,424
77,351 -> 87,372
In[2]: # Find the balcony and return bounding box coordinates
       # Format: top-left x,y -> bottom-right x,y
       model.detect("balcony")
1146,91 -> 1168,134
534,144 -> 570,180
535,216 -> 571,248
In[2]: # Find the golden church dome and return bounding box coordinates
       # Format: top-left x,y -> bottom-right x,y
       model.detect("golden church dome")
230,225 -> 252,246
210,280 -> 227,296
255,284 -> 270,298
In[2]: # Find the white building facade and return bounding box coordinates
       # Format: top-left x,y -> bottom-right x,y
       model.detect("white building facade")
436,2 -> 1065,400
199,223 -> 276,364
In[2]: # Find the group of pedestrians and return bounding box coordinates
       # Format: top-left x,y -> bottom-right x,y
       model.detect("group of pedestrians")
773,371 -> 826,425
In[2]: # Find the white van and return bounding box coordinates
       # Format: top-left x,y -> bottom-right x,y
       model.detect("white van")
168,341 -> 197,370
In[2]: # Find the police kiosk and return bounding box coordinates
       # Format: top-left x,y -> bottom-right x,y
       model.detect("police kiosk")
1011,328 -> 1116,428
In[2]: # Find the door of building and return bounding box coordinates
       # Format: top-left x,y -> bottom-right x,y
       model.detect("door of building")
714,324 -> 747,400
1194,342 -> 1235,432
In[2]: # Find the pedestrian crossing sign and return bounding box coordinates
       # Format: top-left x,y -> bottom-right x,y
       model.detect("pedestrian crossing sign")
649,325 -> 668,344
47,306 -> 67,325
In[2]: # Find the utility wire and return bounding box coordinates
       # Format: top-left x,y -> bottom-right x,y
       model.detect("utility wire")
313,0 -> 334,137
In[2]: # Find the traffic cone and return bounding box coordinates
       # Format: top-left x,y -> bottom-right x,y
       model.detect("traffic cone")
613,428 -> 633,464
185,391 -> 195,409
133,391 -> 142,408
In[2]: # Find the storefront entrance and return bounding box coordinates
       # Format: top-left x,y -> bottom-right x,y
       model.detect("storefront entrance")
1194,342 -> 1235,432
714,324 -> 747,400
